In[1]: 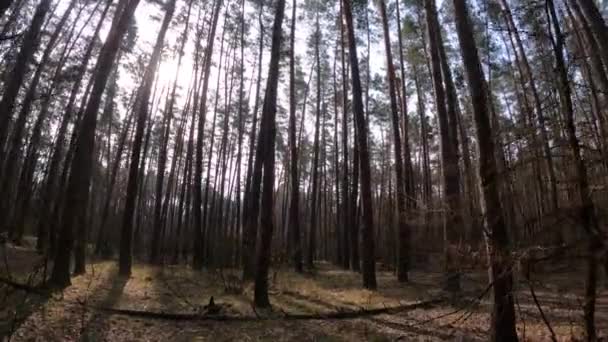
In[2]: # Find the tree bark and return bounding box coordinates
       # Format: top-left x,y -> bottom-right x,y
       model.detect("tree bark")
192,0 -> 222,270
1,0 -> 78,238
36,0 -> 112,253
51,0 -> 142,286
452,0 -> 518,340
117,0 -> 172,276
0,0 -> 52,167
575,0 -> 608,78
253,0 -> 286,308
378,0 -> 409,283
342,0 -> 376,290
288,0 -> 303,273
424,0 -> 462,292
546,1 -> 601,339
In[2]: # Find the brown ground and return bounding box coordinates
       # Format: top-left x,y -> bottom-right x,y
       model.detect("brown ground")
1,243 -> 607,341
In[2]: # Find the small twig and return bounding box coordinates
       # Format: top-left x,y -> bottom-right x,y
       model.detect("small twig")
515,292 -> 526,341
527,278 -> 557,342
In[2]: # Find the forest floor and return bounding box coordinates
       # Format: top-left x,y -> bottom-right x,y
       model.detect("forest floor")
1,242 -> 607,341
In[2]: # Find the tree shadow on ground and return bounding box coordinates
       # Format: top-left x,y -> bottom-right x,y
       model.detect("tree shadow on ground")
150,266 -> 252,315
78,272 -> 128,341
279,285 -> 489,340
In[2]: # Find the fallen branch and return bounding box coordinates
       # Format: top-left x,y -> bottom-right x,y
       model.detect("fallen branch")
527,279 -> 557,342
89,297 -> 446,322
0,276 -> 446,321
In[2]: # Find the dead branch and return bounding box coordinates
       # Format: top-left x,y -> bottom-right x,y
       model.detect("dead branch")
82,297 -> 447,322
526,279 -> 557,342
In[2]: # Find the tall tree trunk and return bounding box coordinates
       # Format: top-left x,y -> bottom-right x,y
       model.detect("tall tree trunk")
413,69 -> 432,226
377,0 -> 409,283
117,0 -> 173,276
500,0 -> 558,214
307,8 -> 322,269
10,0 -> 85,244
253,0 -> 286,307
546,1 -> 601,339
342,0 -> 376,290
339,0 -> 351,271
394,0 -> 416,211
234,0 -> 246,270
149,0 -> 181,264
0,0 -> 51,166
36,0 -> 112,253
569,0 -> 608,145
1,0 -> 78,237
193,0 -> 222,269
288,0 -> 303,273
96,106 -> 134,256
51,0 -> 142,286
574,0 -> 608,76
424,0 -> 462,292
452,0 -> 518,340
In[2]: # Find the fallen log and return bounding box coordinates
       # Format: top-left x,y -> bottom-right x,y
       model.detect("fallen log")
89,297 -> 446,322
0,276 -> 446,322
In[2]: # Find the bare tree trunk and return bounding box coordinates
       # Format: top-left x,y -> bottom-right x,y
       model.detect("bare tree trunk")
253,0 -> 286,307
424,0 -> 462,292
500,0 -> 558,214
36,0 -> 112,253
307,8 -> 322,270
11,1 -> 85,244
288,0 -> 303,273
51,0 -> 142,286
116,0 -> 172,276
452,0 -> 518,340
575,0 -> 608,77
339,0 -> 351,271
546,1 -> 601,339
96,105 -> 134,256
242,1 -> 265,279
377,0 -> 409,283
192,0 -> 222,269
0,0 -> 52,167
342,0 -> 376,290
2,0 -> 78,239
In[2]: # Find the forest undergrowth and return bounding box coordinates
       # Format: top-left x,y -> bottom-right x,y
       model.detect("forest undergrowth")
1,242 -> 606,341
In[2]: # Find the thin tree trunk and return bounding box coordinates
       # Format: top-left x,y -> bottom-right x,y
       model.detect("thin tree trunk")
36,0 -> 112,253
1,0 -> 78,237
339,0 -> 351,271
378,0 -> 409,283
307,8 -> 322,270
0,0 -> 52,166
192,0 -> 222,269
116,0 -> 172,276
546,1 -> 601,339
288,0 -> 303,273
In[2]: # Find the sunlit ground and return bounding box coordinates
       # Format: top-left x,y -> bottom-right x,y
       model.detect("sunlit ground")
1,241 -> 607,341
